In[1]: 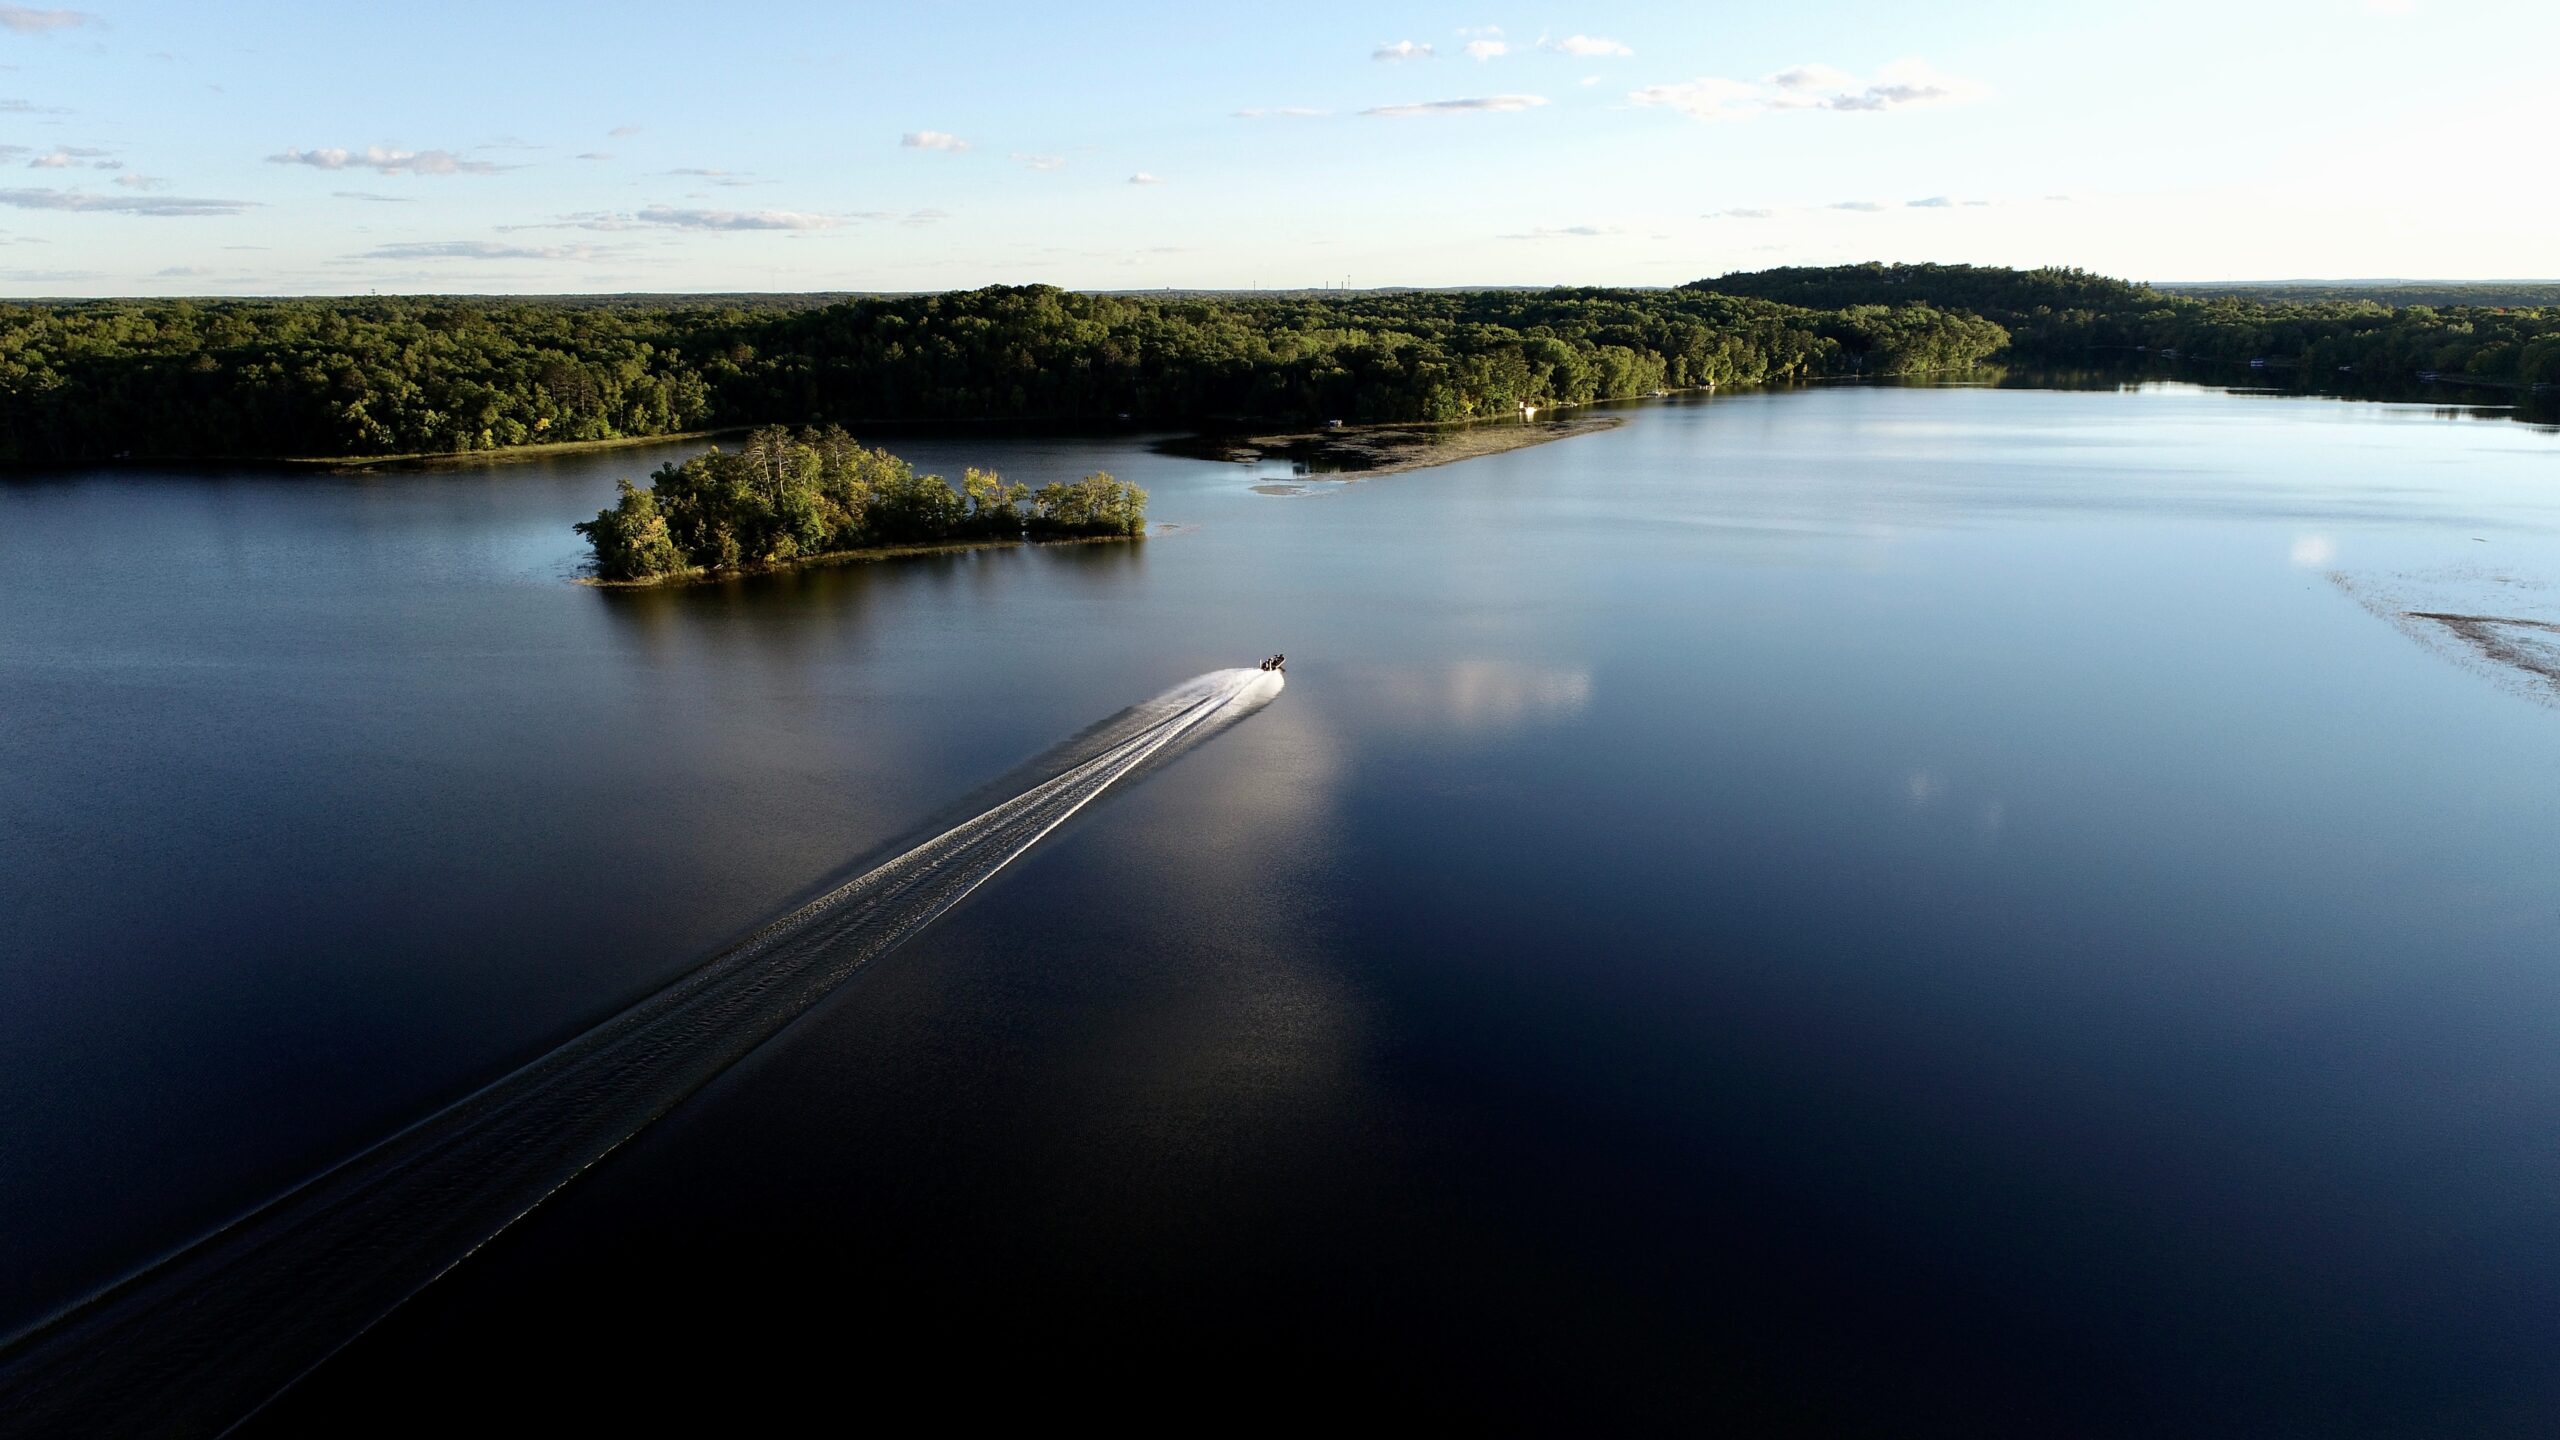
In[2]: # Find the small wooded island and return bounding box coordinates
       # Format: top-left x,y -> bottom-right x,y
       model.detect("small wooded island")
577,426 -> 1146,584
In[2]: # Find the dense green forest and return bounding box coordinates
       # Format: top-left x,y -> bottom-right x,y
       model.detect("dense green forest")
577,426 -> 1145,583
0,287 -> 2002,462
6,266 -> 2547,465
1698,264 -> 2560,387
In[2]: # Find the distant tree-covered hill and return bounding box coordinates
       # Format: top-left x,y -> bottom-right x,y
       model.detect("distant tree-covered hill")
1693,263 -> 2560,387
0,286 -> 2004,463
11,266 -> 2544,467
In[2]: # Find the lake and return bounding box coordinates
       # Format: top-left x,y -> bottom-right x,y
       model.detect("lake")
5,381 -> 2558,1435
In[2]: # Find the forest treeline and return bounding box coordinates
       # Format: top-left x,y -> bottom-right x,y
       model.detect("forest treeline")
6,266 -> 2546,465
1697,264 -> 2560,387
0,286 -> 2002,462
577,425 -> 1146,583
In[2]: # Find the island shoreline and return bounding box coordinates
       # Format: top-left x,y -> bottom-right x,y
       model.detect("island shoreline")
576,531 -> 1145,589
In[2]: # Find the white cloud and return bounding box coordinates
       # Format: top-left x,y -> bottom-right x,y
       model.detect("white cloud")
1235,106 -> 1328,118
1630,59 -> 1982,121
576,151 -> 612,161
1465,39 -> 1508,60
268,146 -> 506,176
28,146 -> 112,169
1769,63 -> 1858,94
114,173 -> 170,190
1373,39 -> 1434,61
0,98 -> 67,113
1497,224 -> 1625,240
666,166 -> 757,187
1013,152 -> 1067,169
1704,207 -> 1774,219
360,240 -> 611,261
1545,34 -> 1633,58
0,6 -> 90,33
1626,77 -> 1761,121
1364,94 -> 1548,117
0,187 -> 255,216
608,124 -> 642,138
156,265 -> 214,277
1829,200 -> 1888,212
332,190 -> 413,202
1128,171 -> 1164,185
902,130 -> 970,152
636,204 -> 843,230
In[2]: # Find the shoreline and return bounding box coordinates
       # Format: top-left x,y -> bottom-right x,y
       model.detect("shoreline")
284,429 -> 738,473
578,531 -> 1144,589
1185,412 -> 1629,479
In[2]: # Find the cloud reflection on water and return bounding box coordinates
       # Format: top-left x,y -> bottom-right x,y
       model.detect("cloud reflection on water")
1360,660 -> 1594,734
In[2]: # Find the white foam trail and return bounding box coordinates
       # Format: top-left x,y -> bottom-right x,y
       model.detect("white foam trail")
0,669 -> 1284,1438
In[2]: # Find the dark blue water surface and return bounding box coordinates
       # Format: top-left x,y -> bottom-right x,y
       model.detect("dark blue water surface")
6,384 -> 2559,1434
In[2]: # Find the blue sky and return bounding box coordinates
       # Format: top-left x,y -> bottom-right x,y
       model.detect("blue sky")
1,0 -> 2551,295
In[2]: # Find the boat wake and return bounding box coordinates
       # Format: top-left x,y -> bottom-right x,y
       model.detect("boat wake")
0,667 -> 1285,1437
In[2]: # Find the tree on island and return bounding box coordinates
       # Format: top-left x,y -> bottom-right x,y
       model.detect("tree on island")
576,425 -> 1146,582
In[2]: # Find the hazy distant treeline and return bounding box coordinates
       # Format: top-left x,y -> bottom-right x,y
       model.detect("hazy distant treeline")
1699,264 -> 2560,388
0,286 -> 2004,462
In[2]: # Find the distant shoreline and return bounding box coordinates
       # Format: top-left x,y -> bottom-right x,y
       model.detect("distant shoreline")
283,429 -> 737,473
1211,414 -> 1624,478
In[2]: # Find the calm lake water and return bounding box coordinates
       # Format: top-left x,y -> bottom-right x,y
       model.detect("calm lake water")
5,382 -> 2559,1434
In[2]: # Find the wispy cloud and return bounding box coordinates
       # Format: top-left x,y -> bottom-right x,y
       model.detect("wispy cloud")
115,173 -> 169,190
1373,39 -> 1434,61
268,146 -> 508,176
1465,39 -> 1508,60
1234,106 -> 1328,119
29,146 -> 114,169
1498,224 -> 1624,239
1626,77 -> 1760,121
1365,94 -> 1548,117
1632,59 -> 1983,121
0,6 -> 91,34
359,240 -> 613,261
1543,34 -> 1632,58
332,189 -> 412,202
0,187 -> 255,216
0,97 -> 65,113
901,130 -> 969,152
608,124 -> 642,138
1012,152 -> 1067,170
1704,207 -> 1774,219
156,265 -> 214,277
632,204 -> 844,230
576,151 -> 612,161
1127,171 -> 1164,185
665,166 -> 758,187
1828,200 -> 1888,212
